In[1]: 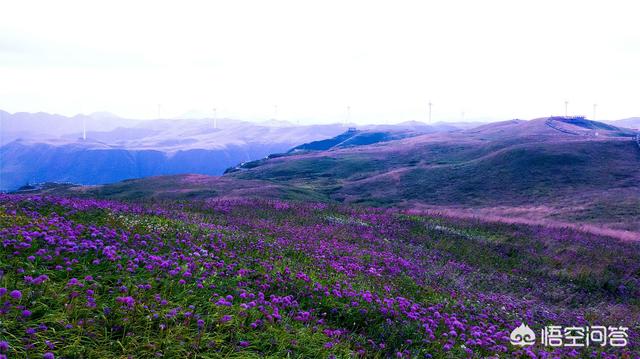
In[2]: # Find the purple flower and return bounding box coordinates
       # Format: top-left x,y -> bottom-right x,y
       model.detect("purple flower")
32,275 -> 49,285
9,290 -> 22,300
116,296 -> 135,309
220,315 -> 232,323
238,341 -> 250,348
22,309 -> 32,317
43,353 -> 55,359
215,298 -> 232,306
0,341 -> 8,352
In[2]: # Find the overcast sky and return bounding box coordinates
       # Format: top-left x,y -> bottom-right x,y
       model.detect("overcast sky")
1,0 -> 639,124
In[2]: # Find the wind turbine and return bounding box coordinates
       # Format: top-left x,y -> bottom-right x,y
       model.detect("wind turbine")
428,101 -> 433,123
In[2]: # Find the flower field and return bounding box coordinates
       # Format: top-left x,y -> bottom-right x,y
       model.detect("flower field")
0,195 -> 638,358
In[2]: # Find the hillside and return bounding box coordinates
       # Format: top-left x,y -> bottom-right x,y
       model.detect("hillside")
0,138 -> 300,190
229,118 -> 639,206
1,111 -> 471,191
0,111 -> 344,190
290,130 -> 417,152
25,174 -> 325,202
0,110 -> 348,190
224,120 -> 640,232
0,195 -> 638,357
609,117 -> 640,130
226,129 -> 420,174
26,117 -> 640,234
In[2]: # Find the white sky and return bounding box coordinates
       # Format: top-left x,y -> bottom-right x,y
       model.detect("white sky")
1,0 -> 639,124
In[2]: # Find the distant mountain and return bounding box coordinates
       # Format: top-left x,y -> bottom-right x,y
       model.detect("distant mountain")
258,119 -> 297,127
88,111 -> 121,120
609,117 -> 640,130
176,110 -> 213,120
226,117 -> 637,203
225,128 -> 421,174
433,121 -> 487,130
1,110 -> 472,190
1,138 -> 302,190
356,121 -> 485,133
289,129 -> 415,152
0,118 -> 348,190
0,110 -> 139,144
48,117 -> 640,231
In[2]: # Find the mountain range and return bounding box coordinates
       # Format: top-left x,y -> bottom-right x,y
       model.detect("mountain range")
23,116 -> 640,235
0,110 -> 472,190
609,117 -> 640,129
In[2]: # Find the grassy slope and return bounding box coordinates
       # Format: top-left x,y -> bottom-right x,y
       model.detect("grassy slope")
0,196 -> 638,357
33,175 -> 329,203
21,119 -> 640,232
230,135 -> 640,223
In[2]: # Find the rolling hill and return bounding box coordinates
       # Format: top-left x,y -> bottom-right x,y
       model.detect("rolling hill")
609,117 -> 640,130
24,117 -> 640,234
1,111 -> 471,190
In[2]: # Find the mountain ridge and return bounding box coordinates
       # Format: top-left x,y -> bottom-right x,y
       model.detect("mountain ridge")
1,110 -> 475,190
19,116 -> 640,234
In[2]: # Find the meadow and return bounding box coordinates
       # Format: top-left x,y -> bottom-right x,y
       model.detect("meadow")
0,194 -> 638,358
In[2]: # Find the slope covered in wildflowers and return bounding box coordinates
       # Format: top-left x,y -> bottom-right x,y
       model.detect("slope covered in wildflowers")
0,195 -> 638,358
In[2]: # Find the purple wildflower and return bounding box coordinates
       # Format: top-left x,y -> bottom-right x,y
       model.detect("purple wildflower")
9,290 -> 22,300
116,296 -> 135,309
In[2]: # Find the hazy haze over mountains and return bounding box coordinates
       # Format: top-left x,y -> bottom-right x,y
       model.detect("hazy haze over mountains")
0,110 -> 475,190
39,116 -> 638,234
609,117 -> 640,130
